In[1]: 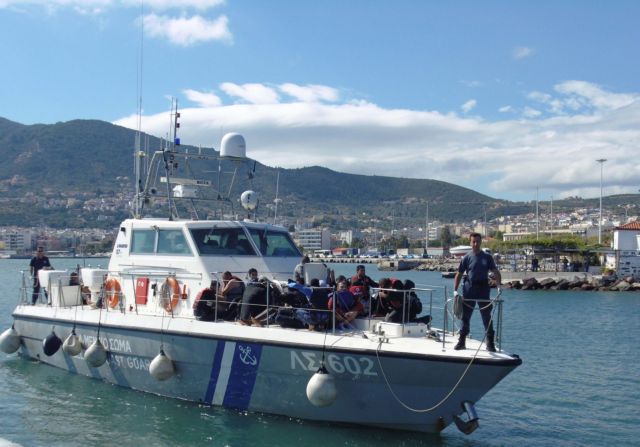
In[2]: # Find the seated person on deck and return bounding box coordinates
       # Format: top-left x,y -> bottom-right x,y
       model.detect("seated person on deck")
193,280 -> 221,321
327,280 -> 363,329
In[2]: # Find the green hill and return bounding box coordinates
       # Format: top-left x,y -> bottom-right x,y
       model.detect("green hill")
0,117 -> 613,229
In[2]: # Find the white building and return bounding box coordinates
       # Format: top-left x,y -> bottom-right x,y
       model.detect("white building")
294,228 -> 331,251
338,229 -> 361,245
608,221 -> 640,279
0,229 -> 32,252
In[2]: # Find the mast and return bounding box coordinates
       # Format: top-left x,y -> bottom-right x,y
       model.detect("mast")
550,194 -> 553,237
536,187 -> 539,240
425,202 -> 429,253
133,0 -> 145,219
273,168 -> 281,225
161,98 -> 180,220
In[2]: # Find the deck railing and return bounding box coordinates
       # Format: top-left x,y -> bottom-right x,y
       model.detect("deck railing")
19,270 -> 505,350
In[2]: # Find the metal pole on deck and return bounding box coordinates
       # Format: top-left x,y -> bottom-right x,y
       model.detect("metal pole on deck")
596,158 -> 607,245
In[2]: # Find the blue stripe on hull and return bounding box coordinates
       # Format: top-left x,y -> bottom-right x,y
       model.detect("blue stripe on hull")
222,342 -> 263,410
204,340 -> 226,404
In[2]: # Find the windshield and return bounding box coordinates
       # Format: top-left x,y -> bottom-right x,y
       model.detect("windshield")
248,228 -> 301,257
189,227 -> 257,256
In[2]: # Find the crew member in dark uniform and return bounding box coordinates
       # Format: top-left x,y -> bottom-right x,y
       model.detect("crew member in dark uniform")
29,246 -> 53,305
453,233 -> 501,352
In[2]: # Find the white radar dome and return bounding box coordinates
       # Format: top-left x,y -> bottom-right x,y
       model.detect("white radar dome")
220,133 -> 246,159
241,190 -> 258,211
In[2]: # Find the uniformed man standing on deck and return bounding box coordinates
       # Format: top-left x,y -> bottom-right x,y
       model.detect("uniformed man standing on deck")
453,233 -> 501,352
29,246 -> 53,305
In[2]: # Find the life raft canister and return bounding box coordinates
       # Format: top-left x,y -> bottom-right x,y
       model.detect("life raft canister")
104,278 -> 122,309
161,277 -> 184,312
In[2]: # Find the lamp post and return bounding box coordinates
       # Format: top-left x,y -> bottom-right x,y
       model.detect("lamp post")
596,158 -> 607,244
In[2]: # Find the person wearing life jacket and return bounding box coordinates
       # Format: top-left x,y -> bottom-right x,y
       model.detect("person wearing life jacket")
193,280 -> 220,321
350,265 -> 378,301
348,284 -> 369,316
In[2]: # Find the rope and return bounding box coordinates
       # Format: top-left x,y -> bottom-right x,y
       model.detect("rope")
374,299 -> 497,413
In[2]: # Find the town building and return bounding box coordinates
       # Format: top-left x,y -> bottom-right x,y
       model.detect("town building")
0,229 -> 33,253
294,228 -> 331,251
607,220 -> 640,279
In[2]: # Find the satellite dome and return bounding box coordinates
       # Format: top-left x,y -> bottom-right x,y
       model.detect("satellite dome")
240,190 -> 258,211
220,133 -> 246,159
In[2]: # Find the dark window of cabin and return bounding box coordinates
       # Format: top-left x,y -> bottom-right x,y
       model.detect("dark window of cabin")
189,227 -> 257,256
157,230 -> 192,255
248,228 -> 301,257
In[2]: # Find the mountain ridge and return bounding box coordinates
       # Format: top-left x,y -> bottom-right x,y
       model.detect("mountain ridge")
0,117 -> 631,229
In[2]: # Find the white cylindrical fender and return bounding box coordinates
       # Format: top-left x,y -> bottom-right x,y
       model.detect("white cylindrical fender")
84,339 -> 107,367
306,365 -> 337,407
149,350 -> 175,381
0,326 -> 21,354
62,331 -> 83,357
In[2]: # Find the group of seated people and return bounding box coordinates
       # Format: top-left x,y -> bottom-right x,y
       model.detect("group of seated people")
193,264 -> 431,331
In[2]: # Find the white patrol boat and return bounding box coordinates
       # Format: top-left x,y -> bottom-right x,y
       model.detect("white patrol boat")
0,105 -> 521,434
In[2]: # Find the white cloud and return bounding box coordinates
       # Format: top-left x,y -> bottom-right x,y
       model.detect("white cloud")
143,13 -> 231,46
126,0 -> 225,11
498,105 -> 512,113
513,46 -> 534,60
0,0 -> 225,13
0,0 -> 112,14
220,82 -> 279,104
114,80 -> 640,201
522,107 -> 541,118
461,99 -> 477,114
278,83 -> 339,103
183,89 -> 222,107
554,80 -> 636,110
528,81 -> 638,116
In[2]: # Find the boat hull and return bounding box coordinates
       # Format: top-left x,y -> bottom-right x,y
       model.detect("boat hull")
11,309 -> 520,433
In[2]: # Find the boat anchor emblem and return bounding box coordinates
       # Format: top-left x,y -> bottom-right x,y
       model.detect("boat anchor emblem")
238,345 -> 258,366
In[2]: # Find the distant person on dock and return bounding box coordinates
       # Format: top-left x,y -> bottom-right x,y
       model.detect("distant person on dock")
350,265 -> 378,301
453,233 -> 501,352
29,246 -> 53,305
531,257 -> 539,272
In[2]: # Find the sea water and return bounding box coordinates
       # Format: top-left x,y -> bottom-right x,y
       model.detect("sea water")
1,259 -> 639,446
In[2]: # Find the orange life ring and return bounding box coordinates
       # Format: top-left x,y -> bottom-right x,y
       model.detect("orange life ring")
104,278 -> 122,309
161,277 -> 181,312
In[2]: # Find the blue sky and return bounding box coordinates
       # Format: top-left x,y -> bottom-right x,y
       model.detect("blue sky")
1,0 -> 639,202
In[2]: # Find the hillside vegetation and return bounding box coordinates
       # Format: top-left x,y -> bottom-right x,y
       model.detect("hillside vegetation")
0,117 -> 631,229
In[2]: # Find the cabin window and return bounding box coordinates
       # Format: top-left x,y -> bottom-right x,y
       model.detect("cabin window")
131,230 -> 156,253
248,229 -> 301,257
157,230 -> 192,255
189,227 -> 257,256
131,229 -> 192,255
